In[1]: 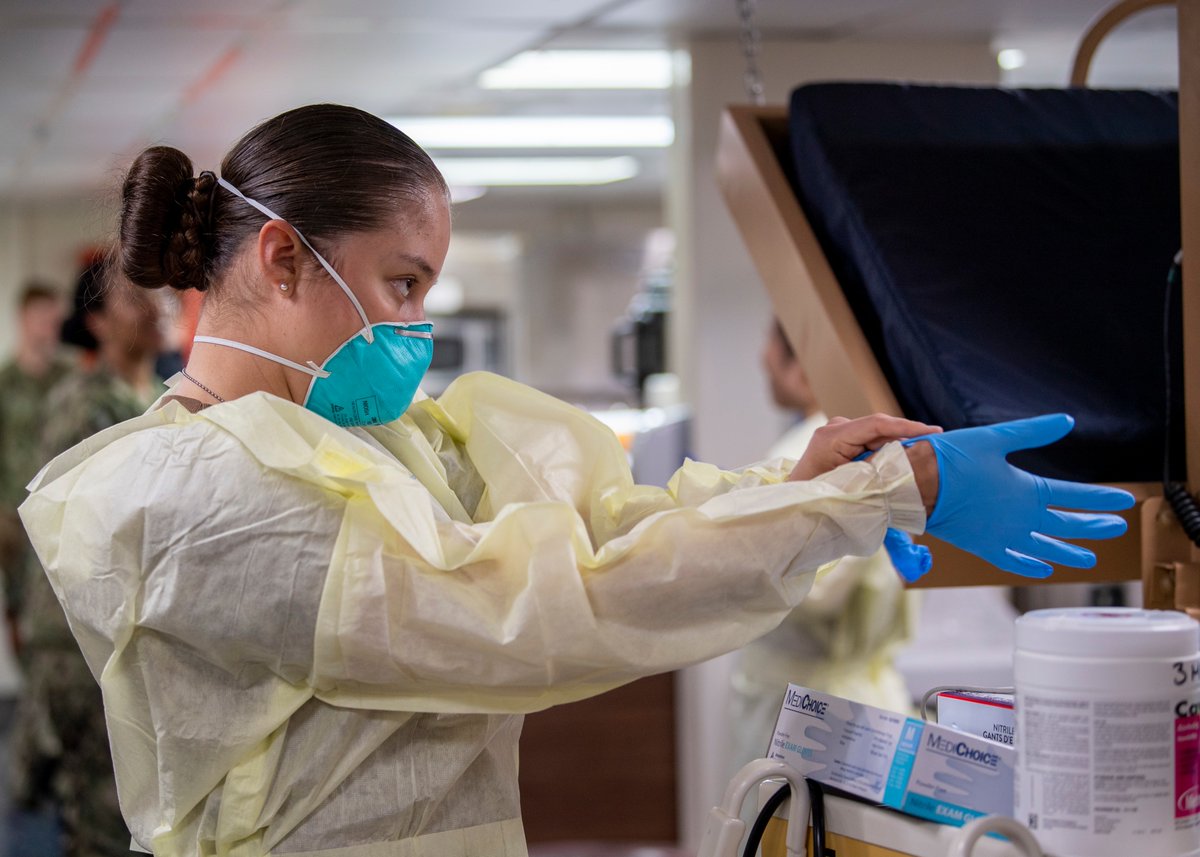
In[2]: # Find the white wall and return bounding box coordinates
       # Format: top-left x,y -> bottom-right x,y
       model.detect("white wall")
452,196 -> 663,405
669,36 -> 1000,852
0,197 -> 114,358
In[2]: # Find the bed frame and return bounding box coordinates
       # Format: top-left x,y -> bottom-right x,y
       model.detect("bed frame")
716,0 -> 1199,607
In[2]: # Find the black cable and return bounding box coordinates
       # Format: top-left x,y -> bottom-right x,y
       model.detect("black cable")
743,783 -> 790,857
1162,251 -> 1200,547
740,779 -> 830,857
1166,482 -> 1200,546
1165,251 -> 1182,486
806,778 -> 827,857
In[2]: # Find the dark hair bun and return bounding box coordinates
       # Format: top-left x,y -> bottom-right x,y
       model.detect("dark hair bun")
118,146 -> 214,292
60,256 -> 110,350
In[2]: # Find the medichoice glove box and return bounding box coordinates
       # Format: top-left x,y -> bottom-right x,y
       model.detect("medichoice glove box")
768,684 -> 1015,827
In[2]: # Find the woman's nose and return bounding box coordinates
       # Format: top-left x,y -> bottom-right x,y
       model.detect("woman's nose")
400,297 -> 425,323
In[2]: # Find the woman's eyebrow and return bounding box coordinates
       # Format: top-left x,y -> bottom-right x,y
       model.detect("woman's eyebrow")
393,252 -> 436,279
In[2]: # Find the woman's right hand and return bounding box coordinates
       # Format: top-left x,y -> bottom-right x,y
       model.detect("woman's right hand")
786,414 -> 941,514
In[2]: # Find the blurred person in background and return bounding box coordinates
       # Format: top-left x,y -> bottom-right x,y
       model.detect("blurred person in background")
9,257 -> 163,857
726,320 -> 916,772
0,281 -> 70,651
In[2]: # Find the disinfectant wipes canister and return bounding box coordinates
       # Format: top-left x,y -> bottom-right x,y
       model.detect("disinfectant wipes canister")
1014,608 -> 1200,857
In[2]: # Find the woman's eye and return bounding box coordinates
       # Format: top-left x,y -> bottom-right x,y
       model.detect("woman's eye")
394,279 -> 415,298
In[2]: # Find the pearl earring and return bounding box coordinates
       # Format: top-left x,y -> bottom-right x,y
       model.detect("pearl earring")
279,283 -> 289,291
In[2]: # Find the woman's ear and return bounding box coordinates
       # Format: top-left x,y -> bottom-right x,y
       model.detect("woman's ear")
84,309 -> 106,344
256,220 -> 302,292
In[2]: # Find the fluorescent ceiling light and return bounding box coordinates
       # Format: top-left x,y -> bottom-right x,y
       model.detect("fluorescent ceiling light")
433,156 -> 639,187
997,48 -> 1027,71
391,116 -> 673,149
479,50 -> 673,89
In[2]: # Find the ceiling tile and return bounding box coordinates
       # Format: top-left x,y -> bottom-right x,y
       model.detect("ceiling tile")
0,84 -> 62,118
87,24 -> 246,83
0,0 -> 1185,202
57,83 -> 181,130
0,26 -> 92,86
200,26 -> 542,113
0,0 -> 110,22
118,0 -> 285,23
602,0 -> 908,34
0,119 -> 38,157
285,0 -> 607,25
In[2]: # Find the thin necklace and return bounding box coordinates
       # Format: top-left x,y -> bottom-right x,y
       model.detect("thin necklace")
180,367 -> 227,403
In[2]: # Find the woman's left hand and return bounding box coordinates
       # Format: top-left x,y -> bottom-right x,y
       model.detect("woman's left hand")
787,414 -> 942,483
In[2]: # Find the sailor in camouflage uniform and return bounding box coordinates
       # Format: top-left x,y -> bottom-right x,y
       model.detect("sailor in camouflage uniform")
0,282 -> 70,638
11,263 -> 162,857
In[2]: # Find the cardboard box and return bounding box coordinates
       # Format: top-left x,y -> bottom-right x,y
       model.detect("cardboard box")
936,691 -> 1015,747
769,684 -> 1015,827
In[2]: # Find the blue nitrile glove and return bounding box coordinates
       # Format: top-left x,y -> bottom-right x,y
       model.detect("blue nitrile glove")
883,528 -> 932,583
905,414 -> 1134,579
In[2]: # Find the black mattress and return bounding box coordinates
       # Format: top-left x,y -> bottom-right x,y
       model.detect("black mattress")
786,82 -> 1182,483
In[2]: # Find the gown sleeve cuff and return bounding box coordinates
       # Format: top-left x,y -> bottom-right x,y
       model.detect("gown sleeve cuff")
871,441 -> 927,534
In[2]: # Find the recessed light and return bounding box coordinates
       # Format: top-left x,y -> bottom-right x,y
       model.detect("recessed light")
479,50 -> 673,90
390,116 -> 674,149
997,48 -> 1027,71
433,156 -> 639,187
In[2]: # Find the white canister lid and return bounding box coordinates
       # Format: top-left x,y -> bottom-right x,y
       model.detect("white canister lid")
1016,607 -> 1200,659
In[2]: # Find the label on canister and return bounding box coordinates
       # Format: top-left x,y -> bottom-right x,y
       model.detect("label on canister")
1014,608 -> 1200,857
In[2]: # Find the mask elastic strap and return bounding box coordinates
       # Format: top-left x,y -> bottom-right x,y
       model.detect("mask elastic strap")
216,177 -> 376,343
192,335 -> 332,379
386,321 -> 433,340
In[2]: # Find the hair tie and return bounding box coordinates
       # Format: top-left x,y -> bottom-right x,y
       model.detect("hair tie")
197,170 -> 218,224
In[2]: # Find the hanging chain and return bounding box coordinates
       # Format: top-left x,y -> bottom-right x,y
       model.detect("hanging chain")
737,0 -> 765,105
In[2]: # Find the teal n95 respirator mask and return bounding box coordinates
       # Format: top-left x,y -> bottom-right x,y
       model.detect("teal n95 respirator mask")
193,178 -> 434,427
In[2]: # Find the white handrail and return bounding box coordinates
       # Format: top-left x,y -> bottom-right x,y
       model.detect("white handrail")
696,759 -> 812,857
946,815 -> 1044,857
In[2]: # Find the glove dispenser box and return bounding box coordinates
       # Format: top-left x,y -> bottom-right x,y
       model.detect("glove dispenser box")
769,685 -> 1015,827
